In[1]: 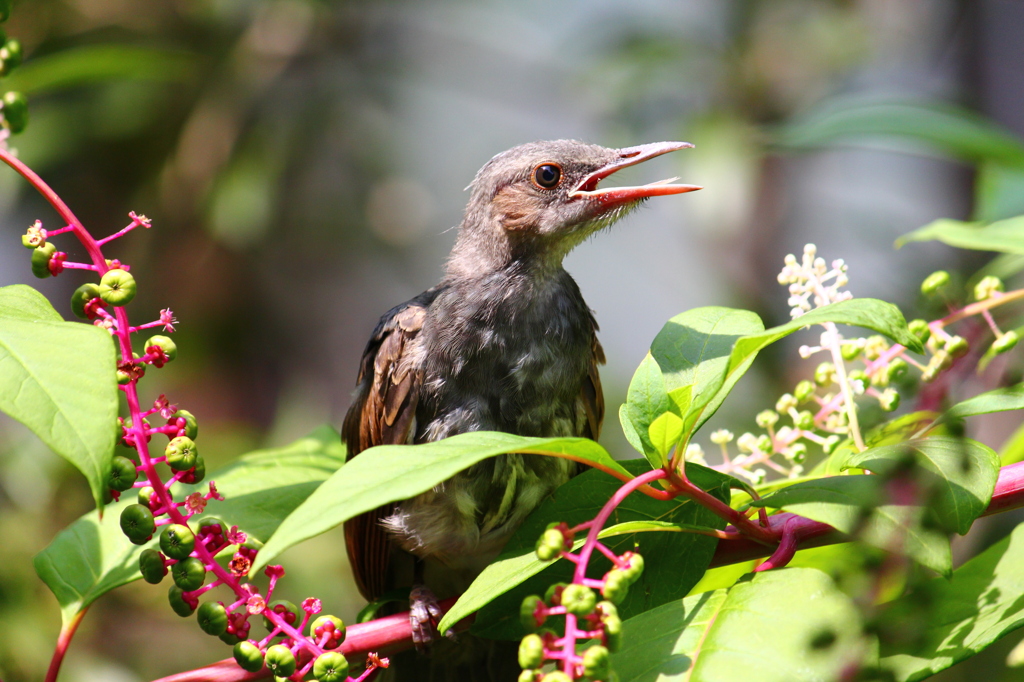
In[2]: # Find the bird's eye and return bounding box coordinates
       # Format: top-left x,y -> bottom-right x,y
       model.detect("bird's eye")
533,163 -> 562,189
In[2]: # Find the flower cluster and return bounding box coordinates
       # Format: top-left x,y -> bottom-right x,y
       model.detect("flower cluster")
20,207 -> 385,681
688,244 -> 1023,483
516,522 -> 640,682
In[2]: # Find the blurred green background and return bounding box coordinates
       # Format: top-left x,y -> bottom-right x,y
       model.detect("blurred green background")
1,0 -> 1023,679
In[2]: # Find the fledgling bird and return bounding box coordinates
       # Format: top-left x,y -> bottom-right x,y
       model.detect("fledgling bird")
343,139 -> 699,678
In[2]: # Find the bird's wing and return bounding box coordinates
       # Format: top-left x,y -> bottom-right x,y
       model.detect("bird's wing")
342,289 -> 436,601
579,325 -> 606,440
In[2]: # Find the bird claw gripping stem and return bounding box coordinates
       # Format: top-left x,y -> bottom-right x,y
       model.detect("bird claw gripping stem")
8,149 -> 388,682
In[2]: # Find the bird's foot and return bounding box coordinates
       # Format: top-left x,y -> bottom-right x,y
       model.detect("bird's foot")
409,585 -> 447,650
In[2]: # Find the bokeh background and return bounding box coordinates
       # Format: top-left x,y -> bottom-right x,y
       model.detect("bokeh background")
1,0 -> 1023,679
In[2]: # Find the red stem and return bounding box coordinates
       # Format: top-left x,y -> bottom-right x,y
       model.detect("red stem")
45,609 -> 88,682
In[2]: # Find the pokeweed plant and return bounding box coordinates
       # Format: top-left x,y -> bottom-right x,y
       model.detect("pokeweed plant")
3,14 -> 1024,682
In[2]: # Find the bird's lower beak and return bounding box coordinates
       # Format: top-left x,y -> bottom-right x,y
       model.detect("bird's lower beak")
569,141 -> 701,207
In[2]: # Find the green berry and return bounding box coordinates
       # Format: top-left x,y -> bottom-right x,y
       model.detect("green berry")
218,629 -> 242,645
98,268 -> 137,306
840,342 -> 861,361
263,600 -> 299,632
145,335 -> 177,362
519,671 -> 538,682
172,556 -> 206,591
168,585 -> 196,617
165,436 -> 198,471
233,640 -> 265,673
196,601 -> 228,636
945,336 -> 969,358
582,645 -> 611,680
621,552 -> 644,584
921,270 -> 950,295
561,584 -> 597,616
601,570 -> 629,604
138,486 -> 156,508
886,358 -> 909,382
879,389 -> 900,413
788,443 -> 808,464
174,409 -> 199,439
2,90 -> 27,133
518,633 -> 545,670
847,369 -> 869,386
310,615 -> 346,649
139,549 -> 167,584
544,583 -> 567,606
520,595 -> 544,632
160,523 -> 196,560
0,40 -> 21,76
31,242 -> 56,278
108,455 -> 138,492
188,456 -> 206,483
119,503 -> 155,544
908,319 -> 931,343
70,283 -> 102,319
755,410 -> 779,428
993,331 -> 1019,355
535,529 -> 565,562
313,652 -> 350,682
814,362 -> 834,387
603,611 -> 623,652
264,644 -> 296,677
756,434 -> 773,453
793,380 -> 816,402
974,275 -> 1004,301
542,673 -> 572,682
794,411 -> 815,430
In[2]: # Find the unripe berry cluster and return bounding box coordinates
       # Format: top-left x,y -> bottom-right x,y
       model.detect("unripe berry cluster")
521,522 -> 643,680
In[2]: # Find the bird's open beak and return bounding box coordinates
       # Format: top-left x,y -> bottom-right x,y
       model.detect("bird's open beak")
569,141 -> 701,208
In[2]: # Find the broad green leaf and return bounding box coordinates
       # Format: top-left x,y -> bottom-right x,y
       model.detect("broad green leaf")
252,432 -> 631,574
176,425 -> 346,542
847,437 -> 999,536
776,98 -> 1024,168
896,216 -> 1024,255
0,284 -> 118,510
467,460 -> 731,640
5,45 -> 197,95
35,427 -> 345,627
648,411 -> 684,459
34,497 -> 154,628
620,353 -> 673,464
877,523 -> 1024,681
612,568 -> 868,682
752,474 -> 952,576
938,384 -> 1024,422
648,307 -> 764,436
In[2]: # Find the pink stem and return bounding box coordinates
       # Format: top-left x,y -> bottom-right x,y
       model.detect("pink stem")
44,608 -> 88,682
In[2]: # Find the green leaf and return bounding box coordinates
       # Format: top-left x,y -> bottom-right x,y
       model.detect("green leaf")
648,412 -> 684,459
776,98 -> 1024,168
752,474 -> 952,576
35,427 -> 345,627
620,353 -> 673,464
847,437 -> 999,536
34,497 -> 154,628
810,411 -> 940,477
648,307 -> 765,437
896,216 -> 1024,255
0,284 -> 118,510
252,432 -> 631,574
877,523 -> 1024,681
974,163 -> 1024,222
5,45 -> 197,96
612,568 -> 868,682
1000,421 -> 1024,467
938,384 -> 1024,422
176,425 -> 346,542
466,460 -> 731,640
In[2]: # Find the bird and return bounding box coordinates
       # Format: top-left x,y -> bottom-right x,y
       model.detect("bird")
342,139 -> 699,679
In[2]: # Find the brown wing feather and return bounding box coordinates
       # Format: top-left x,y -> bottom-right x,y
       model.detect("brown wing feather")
343,293 -> 433,601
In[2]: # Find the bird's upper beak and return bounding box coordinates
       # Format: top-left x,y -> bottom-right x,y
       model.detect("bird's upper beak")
569,141 -> 701,208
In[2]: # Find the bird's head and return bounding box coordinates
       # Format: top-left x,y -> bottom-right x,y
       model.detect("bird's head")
449,139 -> 700,276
